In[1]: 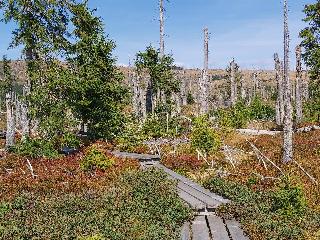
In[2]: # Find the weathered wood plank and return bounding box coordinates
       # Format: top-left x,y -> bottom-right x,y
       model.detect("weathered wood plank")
178,181 -> 223,209
178,189 -> 206,210
180,222 -> 191,240
207,215 -> 230,240
155,164 -> 229,204
225,219 -> 249,240
191,216 -> 211,240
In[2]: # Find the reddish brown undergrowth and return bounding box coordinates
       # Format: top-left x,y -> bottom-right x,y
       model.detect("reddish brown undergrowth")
162,154 -> 206,172
225,130 -> 320,211
0,142 -> 140,201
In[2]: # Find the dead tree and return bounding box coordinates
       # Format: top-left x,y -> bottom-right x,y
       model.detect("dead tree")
199,27 -> 209,114
131,70 -> 140,117
15,94 -> 21,131
6,92 -> 15,148
159,0 -> 165,57
240,77 -> 246,101
21,85 -> 30,141
283,0 -> 293,163
274,53 -> 284,125
230,59 -> 237,106
295,45 -> 303,123
180,71 -> 188,106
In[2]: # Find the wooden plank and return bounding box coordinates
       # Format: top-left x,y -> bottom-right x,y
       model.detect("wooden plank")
178,181 -> 223,209
180,222 -> 191,240
207,215 -> 230,240
191,216 -> 211,240
225,219 -> 249,240
155,164 -> 230,204
178,189 -> 206,210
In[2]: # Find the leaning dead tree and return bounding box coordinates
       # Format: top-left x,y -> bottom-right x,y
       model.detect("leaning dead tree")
295,45 -> 303,123
199,27 -> 209,114
274,53 -> 284,125
230,59 -> 237,106
283,0 -> 293,163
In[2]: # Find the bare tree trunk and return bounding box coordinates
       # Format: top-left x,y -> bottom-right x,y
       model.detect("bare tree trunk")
283,0 -> 293,163
303,71 -> 310,101
21,84 -> 30,141
15,94 -> 21,131
295,45 -> 303,123
159,0 -> 165,58
131,70 -> 139,117
240,77 -> 246,101
199,27 -> 209,114
6,92 -> 15,148
140,77 -> 147,121
274,53 -> 284,125
230,59 -> 237,106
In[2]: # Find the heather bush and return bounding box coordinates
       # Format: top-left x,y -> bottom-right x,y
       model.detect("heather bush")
204,177 -> 319,240
0,169 -> 192,240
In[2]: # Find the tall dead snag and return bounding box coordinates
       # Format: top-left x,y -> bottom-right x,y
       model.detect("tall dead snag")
159,0 -> 165,58
295,45 -> 303,123
240,77 -> 246,101
21,84 -> 30,141
15,96 -> 21,131
230,59 -> 237,106
199,27 -> 209,114
274,53 -> 284,125
180,71 -> 188,106
283,0 -> 293,163
5,92 -> 15,148
131,70 -> 140,118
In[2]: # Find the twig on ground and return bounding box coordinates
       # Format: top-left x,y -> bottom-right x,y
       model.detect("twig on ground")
247,140 -> 284,175
223,145 -> 236,169
196,149 -> 211,167
247,140 -> 268,170
293,160 -> 318,185
26,159 -> 37,178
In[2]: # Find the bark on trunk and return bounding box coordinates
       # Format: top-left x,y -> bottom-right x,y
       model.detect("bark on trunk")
21,84 -> 30,141
274,53 -> 284,125
159,0 -> 165,58
283,0 -> 293,163
199,28 -> 209,114
6,92 -> 15,148
295,45 -> 303,123
230,59 -> 237,106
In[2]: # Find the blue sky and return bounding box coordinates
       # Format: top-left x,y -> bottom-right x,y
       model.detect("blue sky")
0,0 -> 315,69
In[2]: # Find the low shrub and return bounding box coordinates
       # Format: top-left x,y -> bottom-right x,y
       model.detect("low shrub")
214,98 -> 275,129
116,121 -> 146,152
191,116 -> 221,154
80,146 -> 115,171
59,132 -> 81,149
204,177 -> 320,240
11,137 -> 60,159
0,169 -> 192,240
142,115 -> 188,139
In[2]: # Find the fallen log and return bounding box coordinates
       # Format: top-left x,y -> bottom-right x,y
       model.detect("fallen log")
237,129 -> 282,136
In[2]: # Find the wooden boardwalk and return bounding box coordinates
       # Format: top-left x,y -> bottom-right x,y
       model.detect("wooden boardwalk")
113,151 -> 249,240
